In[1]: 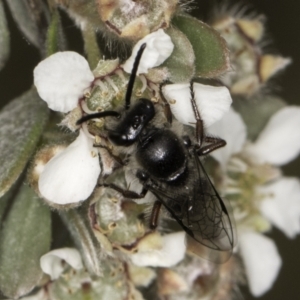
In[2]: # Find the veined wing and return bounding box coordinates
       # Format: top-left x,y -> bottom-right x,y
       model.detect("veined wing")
146,152 -> 236,263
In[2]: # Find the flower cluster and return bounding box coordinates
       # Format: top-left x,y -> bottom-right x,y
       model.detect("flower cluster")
2,0 -> 299,299
33,29 -> 177,205
209,106 -> 300,296
30,27 -> 239,297
28,13 -> 300,300
33,29 -> 232,207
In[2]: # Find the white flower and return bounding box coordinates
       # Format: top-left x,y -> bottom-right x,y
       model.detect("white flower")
240,107 -> 300,237
208,107 -> 300,237
40,248 -> 83,280
131,232 -> 186,267
239,230 -> 282,297
33,52 -> 102,205
162,83 -> 232,128
245,106 -> 300,165
207,108 -> 246,167
34,51 -> 94,113
122,29 -> 174,75
208,106 -> 300,296
38,129 -> 101,205
259,177 -> 300,238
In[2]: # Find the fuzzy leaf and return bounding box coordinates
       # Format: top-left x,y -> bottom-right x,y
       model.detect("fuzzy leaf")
0,89 -> 49,198
5,0 -> 40,48
0,176 -> 23,224
233,95 -> 286,141
164,26 -> 195,83
0,184 -> 51,298
82,25 -> 101,69
46,9 -> 66,55
173,14 -> 230,78
0,0 -> 10,71
60,205 -> 103,277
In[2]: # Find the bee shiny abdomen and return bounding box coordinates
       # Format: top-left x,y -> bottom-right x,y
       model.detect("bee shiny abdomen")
136,129 -> 187,180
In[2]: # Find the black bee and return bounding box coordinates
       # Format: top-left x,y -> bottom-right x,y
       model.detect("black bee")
77,44 -> 236,263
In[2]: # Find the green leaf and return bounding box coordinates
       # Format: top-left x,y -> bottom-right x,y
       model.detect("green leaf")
60,205 -> 103,277
0,0 -> 10,71
0,89 -> 49,198
233,95 -> 286,141
0,184 -> 51,298
0,175 -> 23,224
5,0 -> 40,48
164,26 -> 195,83
82,25 -> 101,70
173,14 -> 230,78
46,9 -> 66,56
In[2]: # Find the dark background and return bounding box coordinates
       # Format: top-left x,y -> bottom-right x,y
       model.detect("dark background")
0,0 -> 299,299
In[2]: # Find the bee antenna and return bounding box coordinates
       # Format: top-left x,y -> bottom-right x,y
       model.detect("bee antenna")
124,43 -> 147,110
76,111 -> 120,125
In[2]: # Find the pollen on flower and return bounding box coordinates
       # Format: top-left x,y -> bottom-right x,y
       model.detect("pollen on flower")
151,97 -> 159,103
108,197 -> 118,205
108,222 -> 117,230
95,135 -> 102,144
84,90 -> 91,98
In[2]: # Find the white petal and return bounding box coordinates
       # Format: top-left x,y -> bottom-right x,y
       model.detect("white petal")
131,232 -> 186,267
34,52 -> 94,113
40,248 -> 83,280
248,107 -> 300,165
239,230 -> 282,297
162,83 -> 232,128
38,130 -> 101,204
208,108 -> 246,167
123,29 -> 174,75
259,177 -> 300,238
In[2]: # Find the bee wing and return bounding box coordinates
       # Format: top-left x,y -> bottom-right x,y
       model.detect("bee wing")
148,153 -> 236,263
183,153 -> 236,262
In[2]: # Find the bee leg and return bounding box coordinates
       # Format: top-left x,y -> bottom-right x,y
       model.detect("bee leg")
189,81 -> 204,145
159,83 -> 172,124
164,104 -> 173,124
197,136 -> 226,156
101,183 -> 148,199
149,201 -> 162,229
